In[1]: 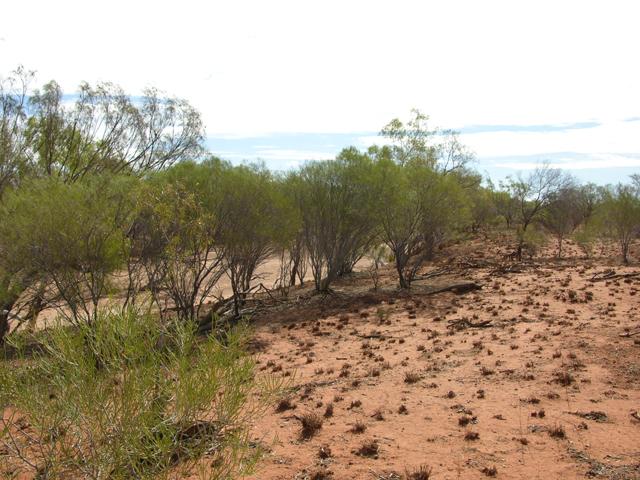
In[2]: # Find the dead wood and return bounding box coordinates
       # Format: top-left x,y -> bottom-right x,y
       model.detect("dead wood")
418,267 -> 453,280
447,318 -> 493,330
358,333 -> 387,340
426,282 -> 482,295
590,270 -> 640,282
490,263 -> 524,275
619,330 -> 640,338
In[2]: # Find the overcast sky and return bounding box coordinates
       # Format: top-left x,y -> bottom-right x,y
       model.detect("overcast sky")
2,0 -> 639,183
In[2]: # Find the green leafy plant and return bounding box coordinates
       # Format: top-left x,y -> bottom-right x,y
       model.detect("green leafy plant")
0,308 -> 283,479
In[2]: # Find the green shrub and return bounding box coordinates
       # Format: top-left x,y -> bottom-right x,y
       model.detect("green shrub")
0,175 -> 136,326
0,309 -> 282,479
595,184 -> 640,264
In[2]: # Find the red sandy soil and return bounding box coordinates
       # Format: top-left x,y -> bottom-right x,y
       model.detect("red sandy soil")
3,235 -> 640,479
242,237 -> 640,480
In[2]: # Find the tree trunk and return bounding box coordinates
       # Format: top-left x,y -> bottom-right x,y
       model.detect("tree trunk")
398,273 -> 410,289
394,252 -> 410,289
318,276 -> 331,293
396,262 -> 411,289
0,297 -> 18,344
622,241 -> 629,265
289,261 -> 298,287
557,235 -> 563,258
318,267 -> 339,293
516,222 -> 530,262
0,310 -> 10,344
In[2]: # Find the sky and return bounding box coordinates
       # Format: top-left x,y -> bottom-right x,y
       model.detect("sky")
1,0 -> 639,184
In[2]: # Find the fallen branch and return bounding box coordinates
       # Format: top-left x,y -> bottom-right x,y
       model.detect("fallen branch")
426,282 -> 482,295
447,318 -> 493,330
418,267 -> 453,280
457,259 -> 492,269
619,330 -> 640,338
292,379 -> 339,392
590,270 -> 640,282
490,263 -> 524,275
255,282 -> 290,303
358,333 -> 387,340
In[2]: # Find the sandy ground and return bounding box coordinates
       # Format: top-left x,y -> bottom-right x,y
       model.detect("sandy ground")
28,255 -> 304,330
240,237 -> 640,480
3,235 -> 640,479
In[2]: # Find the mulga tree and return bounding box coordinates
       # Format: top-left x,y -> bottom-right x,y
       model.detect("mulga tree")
372,110 -> 473,288
0,67 -> 34,197
0,175 -> 135,327
632,174 -> 640,193
131,180 -> 226,322
0,68 -> 36,340
217,164 -> 297,315
492,189 -> 518,229
373,156 -> 422,288
503,165 -> 570,260
420,170 -> 470,261
596,183 -> 640,264
278,174 -> 309,288
334,147 -> 381,276
380,109 -> 438,167
24,79 -> 204,180
0,70 -> 205,340
540,184 -> 592,257
468,185 -> 498,234
373,155 -> 468,288
291,148 -> 378,292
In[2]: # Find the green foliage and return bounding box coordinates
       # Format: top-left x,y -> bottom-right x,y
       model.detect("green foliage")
540,186 -> 591,257
0,67 -> 34,198
0,308 -> 281,479
518,225 -> 547,258
491,189 -> 518,228
373,155 -> 469,287
379,109 -> 474,173
290,148 -> 379,291
148,159 -> 298,315
23,79 -> 204,181
380,109 -> 438,167
217,164 -> 297,312
574,223 -> 599,258
131,180 -> 224,322
0,175 -> 136,325
502,165 -> 572,259
595,183 -> 640,263
468,185 -> 499,233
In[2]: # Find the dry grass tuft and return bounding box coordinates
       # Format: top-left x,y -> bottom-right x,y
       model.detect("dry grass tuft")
299,412 -> 323,440
355,439 -> 379,457
405,464 -> 433,479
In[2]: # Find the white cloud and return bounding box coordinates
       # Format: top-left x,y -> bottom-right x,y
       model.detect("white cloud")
2,0 -> 640,178
357,135 -> 386,148
207,133 -> 271,140
251,149 -> 334,162
460,121 -> 640,158
2,0 -> 640,137
494,153 -> 640,171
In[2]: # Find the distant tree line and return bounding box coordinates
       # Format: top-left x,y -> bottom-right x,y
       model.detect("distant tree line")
1,69 -> 639,342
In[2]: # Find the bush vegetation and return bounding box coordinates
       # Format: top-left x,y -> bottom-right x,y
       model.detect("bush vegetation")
0,308 -> 282,479
1,67 -> 640,477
